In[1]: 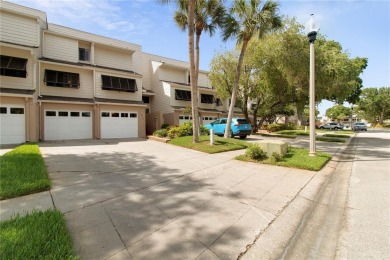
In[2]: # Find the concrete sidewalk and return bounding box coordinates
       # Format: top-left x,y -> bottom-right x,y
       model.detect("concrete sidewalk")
0,138 -> 347,259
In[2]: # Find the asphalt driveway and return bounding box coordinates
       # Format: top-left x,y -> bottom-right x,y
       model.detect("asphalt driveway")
38,138 -> 322,259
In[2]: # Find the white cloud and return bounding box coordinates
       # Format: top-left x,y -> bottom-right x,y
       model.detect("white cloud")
7,0 -> 153,40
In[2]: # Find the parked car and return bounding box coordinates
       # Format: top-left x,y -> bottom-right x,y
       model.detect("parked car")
352,122 -> 368,131
204,118 -> 252,139
318,122 -> 344,130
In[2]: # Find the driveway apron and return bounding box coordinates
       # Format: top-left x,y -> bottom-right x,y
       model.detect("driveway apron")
40,139 -> 317,260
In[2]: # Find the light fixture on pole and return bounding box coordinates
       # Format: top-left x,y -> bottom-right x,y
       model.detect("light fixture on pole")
306,14 -> 319,157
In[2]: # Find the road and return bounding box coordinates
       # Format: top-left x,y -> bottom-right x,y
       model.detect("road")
278,131 -> 390,259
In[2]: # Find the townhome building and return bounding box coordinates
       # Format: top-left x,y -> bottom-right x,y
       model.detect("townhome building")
141,52 -> 242,134
1,1 -> 146,145
1,1 -> 244,145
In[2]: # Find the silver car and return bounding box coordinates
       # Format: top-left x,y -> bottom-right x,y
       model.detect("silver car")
319,122 -> 344,130
353,122 -> 368,131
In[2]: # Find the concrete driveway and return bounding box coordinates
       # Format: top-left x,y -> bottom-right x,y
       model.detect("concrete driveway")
38,138 -> 322,259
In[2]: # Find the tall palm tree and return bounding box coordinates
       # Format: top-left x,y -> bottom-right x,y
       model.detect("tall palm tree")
222,0 -> 282,138
173,0 -> 226,142
158,0 -> 197,141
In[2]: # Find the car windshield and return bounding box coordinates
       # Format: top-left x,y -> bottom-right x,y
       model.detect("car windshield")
237,119 -> 249,124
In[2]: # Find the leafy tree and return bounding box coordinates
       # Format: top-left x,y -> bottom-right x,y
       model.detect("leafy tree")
325,104 -> 352,122
357,87 -> 390,124
221,0 -> 282,138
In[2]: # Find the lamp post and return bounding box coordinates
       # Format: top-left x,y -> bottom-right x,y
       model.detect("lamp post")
306,14 -> 319,157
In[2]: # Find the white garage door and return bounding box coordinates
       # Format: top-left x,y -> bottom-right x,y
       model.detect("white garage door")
101,111 -> 138,138
44,110 -> 93,140
0,105 -> 25,145
202,116 -> 218,125
179,115 -> 193,125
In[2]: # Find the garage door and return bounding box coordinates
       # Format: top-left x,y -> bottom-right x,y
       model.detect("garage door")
202,116 -> 218,125
0,105 -> 25,145
100,111 -> 138,138
179,115 -> 193,125
44,110 -> 92,140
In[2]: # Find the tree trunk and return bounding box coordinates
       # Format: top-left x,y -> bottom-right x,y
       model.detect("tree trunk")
296,103 -> 305,126
188,1 -> 199,143
224,40 -> 249,138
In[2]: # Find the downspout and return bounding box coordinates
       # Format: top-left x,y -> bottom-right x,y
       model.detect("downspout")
25,97 -> 30,142
38,101 -> 42,141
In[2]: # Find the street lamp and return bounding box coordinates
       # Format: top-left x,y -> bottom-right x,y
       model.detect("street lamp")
306,14 -> 319,157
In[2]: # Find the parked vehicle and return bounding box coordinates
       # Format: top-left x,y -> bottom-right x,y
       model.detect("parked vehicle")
352,122 -> 368,131
204,118 -> 252,139
318,122 -> 344,130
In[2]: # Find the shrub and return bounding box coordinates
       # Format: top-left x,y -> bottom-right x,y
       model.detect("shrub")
270,152 -> 284,162
267,123 -> 296,132
167,122 -> 210,139
245,144 -> 267,160
153,129 -> 168,138
161,123 -> 170,129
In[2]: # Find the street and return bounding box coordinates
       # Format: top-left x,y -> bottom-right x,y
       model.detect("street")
243,130 -> 390,259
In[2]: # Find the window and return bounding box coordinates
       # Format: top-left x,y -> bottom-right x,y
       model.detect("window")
59,111 -> 68,117
201,94 -> 214,104
71,112 -> 80,117
0,55 -> 27,78
10,108 -> 24,114
142,96 -> 150,104
101,112 -> 109,117
79,48 -> 90,61
121,113 -> 128,118
112,113 -> 120,117
46,111 -> 56,116
0,107 -> 7,114
101,75 -> 137,92
130,113 -> 137,118
175,89 -> 191,101
44,70 -> 80,88
215,98 -> 222,106
82,112 -> 91,117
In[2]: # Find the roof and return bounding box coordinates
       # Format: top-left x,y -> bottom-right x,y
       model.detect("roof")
39,57 -> 142,76
0,88 -> 35,95
162,80 -> 214,90
38,95 -> 94,103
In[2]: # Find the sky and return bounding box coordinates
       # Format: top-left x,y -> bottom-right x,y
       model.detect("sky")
6,0 -> 390,116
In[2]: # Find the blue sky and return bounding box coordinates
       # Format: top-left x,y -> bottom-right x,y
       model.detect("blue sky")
8,0 -> 390,115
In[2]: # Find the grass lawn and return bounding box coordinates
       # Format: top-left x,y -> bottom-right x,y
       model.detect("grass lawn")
0,144 -> 50,200
0,209 -> 77,259
236,147 -> 332,171
316,136 -> 347,143
322,133 -> 351,138
275,130 -> 309,136
169,135 -> 249,153
258,133 -> 297,139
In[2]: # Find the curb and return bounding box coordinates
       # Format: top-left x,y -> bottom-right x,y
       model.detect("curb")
241,137 -> 355,259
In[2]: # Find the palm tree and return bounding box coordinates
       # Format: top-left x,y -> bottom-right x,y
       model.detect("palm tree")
221,0 -> 282,138
173,0 -> 226,142
158,0 -> 197,141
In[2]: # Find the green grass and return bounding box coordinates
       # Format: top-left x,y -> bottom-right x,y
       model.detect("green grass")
316,136 -> 347,143
275,130 -> 309,136
0,144 -> 50,200
322,134 -> 351,138
0,209 -> 77,259
258,133 -> 297,139
169,135 -> 249,153
236,147 -> 332,171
